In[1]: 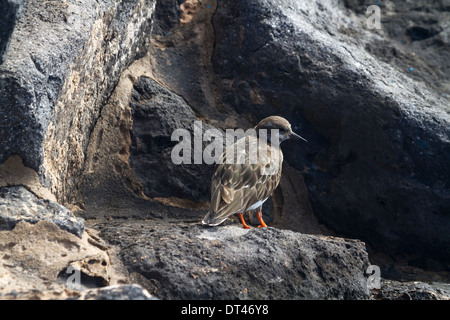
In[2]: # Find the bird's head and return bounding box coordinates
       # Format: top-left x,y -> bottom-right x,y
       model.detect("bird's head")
255,116 -> 307,145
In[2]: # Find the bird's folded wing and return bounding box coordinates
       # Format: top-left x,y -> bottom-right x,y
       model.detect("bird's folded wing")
209,137 -> 282,220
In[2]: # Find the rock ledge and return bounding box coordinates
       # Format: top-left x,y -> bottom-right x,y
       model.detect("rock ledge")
99,221 -> 371,300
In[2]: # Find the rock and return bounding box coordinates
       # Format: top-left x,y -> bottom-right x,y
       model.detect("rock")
0,0 -> 156,204
75,284 -> 157,300
0,154 -> 57,202
0,186 -> 84,238
98,221 -> 371,299
129,76 -> 216,201
77,72 -> 217,217
373,279 -> 450,300
0,220 -> 130,299
343,0 -> 450,95
146,0 -> 225,121
270,163 -> 331,235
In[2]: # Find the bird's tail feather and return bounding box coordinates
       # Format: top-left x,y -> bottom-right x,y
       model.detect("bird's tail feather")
202,211 -> 230,226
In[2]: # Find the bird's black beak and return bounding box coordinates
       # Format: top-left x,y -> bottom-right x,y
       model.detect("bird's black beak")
289,131 -> 308,142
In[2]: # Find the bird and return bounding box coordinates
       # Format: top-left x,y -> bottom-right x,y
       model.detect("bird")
202,116 -> 307,229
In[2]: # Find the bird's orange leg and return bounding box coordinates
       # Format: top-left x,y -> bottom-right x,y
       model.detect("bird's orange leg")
238,212 -> 252,229
256,208 -> 268,228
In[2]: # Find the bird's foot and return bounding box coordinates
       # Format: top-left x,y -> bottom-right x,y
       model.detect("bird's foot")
256,209 -> 268,228
238,213 -> 252,229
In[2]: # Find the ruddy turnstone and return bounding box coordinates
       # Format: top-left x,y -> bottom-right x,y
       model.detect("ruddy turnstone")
202,116 -> 307,228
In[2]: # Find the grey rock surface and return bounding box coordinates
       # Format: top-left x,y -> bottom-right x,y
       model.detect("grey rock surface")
0,220 -> 130,299
0,186 -> 84,237
75,284 -> 157,300
98,221 -> 371,299
373,279 -> 450,300
129,76 -> 216,201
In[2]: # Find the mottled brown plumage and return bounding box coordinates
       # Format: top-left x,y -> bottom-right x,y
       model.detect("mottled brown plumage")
202,116 -> 306,228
